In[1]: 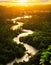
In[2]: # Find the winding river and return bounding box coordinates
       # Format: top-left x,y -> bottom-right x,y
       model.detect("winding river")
7,15 -> 38,65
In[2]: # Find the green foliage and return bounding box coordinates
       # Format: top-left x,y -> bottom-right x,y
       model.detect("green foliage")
13,45 -> 51,65
0,64 -> 3,65
40,45 -> 51,65
19,31 -> 51,65
23,12 -> 51,32
0,39 -> 26,64
0,5 -> 51,65
20,31 -> 51,49
0,19 -> 26,64
15,44 -> 26,58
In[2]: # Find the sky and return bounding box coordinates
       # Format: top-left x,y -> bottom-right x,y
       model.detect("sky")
0,0 -> 51,3
0,0 -> 51,6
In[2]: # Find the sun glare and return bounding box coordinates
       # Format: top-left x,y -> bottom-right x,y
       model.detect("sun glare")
17,0 -> 27,3
16,0 -> 28,6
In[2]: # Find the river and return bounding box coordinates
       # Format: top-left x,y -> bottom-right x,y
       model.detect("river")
7,15 -> 38,65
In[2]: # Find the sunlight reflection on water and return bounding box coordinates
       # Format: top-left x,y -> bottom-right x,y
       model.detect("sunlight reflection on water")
10,22 -> 24,30
12,15 -> 32,21
7,15 -> 38,65
7,29 -> 38,65
11,15 -> 32,30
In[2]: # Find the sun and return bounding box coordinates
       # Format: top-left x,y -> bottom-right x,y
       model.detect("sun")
16,0 -> 28,6
17,0 -> 27,3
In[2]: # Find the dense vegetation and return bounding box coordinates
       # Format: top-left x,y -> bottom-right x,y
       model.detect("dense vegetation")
13,45 -> 51,65
19,5 -> 51,65
0,4 -> 51,19
0,4 -> 51,65
19,18 -> 51,65
23,12 -> 51,32
0,19 -> 26,65
20,31 -> 51,49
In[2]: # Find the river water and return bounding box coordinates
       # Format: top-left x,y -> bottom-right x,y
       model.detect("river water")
7,15 -> 38,65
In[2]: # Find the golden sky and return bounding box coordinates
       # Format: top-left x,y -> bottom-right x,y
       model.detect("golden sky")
0,0 -> 51,3
3,0 -> 51,2
6,0 -> 51,3
0,0 -> 51,6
